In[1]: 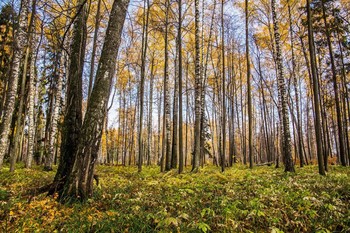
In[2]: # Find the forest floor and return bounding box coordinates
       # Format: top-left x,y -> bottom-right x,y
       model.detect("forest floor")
0,164 -> 349,233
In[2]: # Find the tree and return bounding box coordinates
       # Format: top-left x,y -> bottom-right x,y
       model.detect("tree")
271,0 -> 295,172
53,0 -> 87,178
287,0 -> 304,168
320,0 -> 346,166
138,0 -> 150,172
0,4 -> 15,117
178,0 -> 184,174
306,0 -> 326,175
192,0 -> 201,172
0,0 -> 29,169
26,8 -> 39,169
163,0 -> 172,172
221,0 -> 226,172
55,0 -> 130,201
246,0 -> 253,169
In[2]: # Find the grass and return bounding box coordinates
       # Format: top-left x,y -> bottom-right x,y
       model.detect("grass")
0,164 -> 349,232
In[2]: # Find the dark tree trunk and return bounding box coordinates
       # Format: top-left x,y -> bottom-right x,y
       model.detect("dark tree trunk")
53,0 -> 87,180
178,0 -> 184,174
307,0 -> 326,175
245,0 -> 253,169
52,0 -> 129,201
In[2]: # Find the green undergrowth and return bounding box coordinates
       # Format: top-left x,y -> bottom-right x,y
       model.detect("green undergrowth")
0,164 -> 349,232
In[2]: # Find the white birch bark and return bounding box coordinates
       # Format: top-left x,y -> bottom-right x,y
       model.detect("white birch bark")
44,53 -> 64,170
0,0 -> 29,169
26,33 -> 38,168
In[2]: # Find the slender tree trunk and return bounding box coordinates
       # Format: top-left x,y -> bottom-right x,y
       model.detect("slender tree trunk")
147,56 -> 154,166
138,0 -> 150,172
245,0 -> 253,169
192,0 -> 201,172
221,0 -> 226,172
10,0 -> 37,171
321,0 -> 346,166
287,0 -> 304,167
178,0 -> 184,174
162,0 -> 171,172
307,0 -> 325,175
26,27 -> 39,169
87,0 -> 102,100
44,52 -> 64,170
171,40 -> 179,169
271,0 -> 294,172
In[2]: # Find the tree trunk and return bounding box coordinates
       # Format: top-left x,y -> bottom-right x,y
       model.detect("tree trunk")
44,53 -> 64,170
26,30 -> 38,169
306,0 -> 325,175
221,0 -> 226,172
321,0 -> 346,166
271,0 -> 295,172
87,0 -> 102,100
163,0 -> 171,172
192,0 -> 201,172
0,0 -> 29,169
287,0 -> 304,167
138,0 -> 150,172
58,0 -> 129,201
178,0 -> 184,174
52,0 -> 88,183
171,44 -> 179,169
12,0 -> 37,171
245,0 -> 253,169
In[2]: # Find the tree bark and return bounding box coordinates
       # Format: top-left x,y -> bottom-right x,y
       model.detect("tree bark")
26,27 -> 39,169
0,0 -> 29,169
192,0 -> 201,172
138,0 -> 150,172
163,0 -> 171,172
53,0 -> 88,182
306,0 -> 325,175
221,0 -> 226,172
58,0 -> 129,201
178,0 -> 184,174
271,0 -> 295,172
321,0 -> 346,166
45,52 -> 64,170
87,0 -> 102,100
245,0 -> 253,169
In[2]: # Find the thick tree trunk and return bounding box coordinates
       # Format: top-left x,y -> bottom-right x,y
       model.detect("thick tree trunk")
52,0 -> 87,181
58,0 -> 129,201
